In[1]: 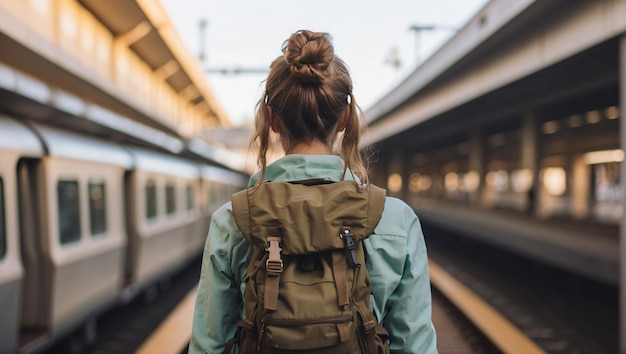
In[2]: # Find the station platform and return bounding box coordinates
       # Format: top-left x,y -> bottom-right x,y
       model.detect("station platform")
414,198 -> 619,285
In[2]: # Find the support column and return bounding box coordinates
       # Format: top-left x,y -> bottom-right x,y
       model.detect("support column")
617,34 -> 626,354
432,161 -> 444,199
401,154 -> 411,202
386,148 -> 408,200
469,129 -> 486,207
571,155 -> 590,219
521,112 -> 540,216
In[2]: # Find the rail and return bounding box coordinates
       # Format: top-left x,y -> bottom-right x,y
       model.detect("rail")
428,259 -> 546,354
136,287 -> 197,354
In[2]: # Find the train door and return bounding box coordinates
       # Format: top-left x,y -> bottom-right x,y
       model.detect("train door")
0,157 -> 30,353
123,168 -> 137,296
17,158 -> 51,347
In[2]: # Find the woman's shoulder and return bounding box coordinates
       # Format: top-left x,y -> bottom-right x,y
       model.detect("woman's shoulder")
382,195 -> 412,209
208,201 -> 252,253
375,196 -> 420,237
212,201 -> 234,221
382,196 -> 417,218
209,201 -> 241,236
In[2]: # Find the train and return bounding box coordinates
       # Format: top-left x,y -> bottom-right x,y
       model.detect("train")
0,114 -> 248,354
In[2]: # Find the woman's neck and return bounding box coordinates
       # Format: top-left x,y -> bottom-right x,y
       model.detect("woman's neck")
285,139 -> 332,155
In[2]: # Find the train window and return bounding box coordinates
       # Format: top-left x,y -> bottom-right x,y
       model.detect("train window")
145,179 -> 157,220
165,182 -> 176,215
89,181 -> 107,236
58,180 -> 81,244
186,184 -> 194,210
0,177 -> 5,259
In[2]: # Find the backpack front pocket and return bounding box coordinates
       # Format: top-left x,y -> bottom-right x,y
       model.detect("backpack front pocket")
262,315 -> 359,352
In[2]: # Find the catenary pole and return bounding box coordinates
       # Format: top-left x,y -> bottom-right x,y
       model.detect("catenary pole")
618,34 -> 626,354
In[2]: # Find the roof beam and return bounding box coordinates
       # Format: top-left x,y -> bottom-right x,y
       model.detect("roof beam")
117,20 -> 152,47
154,59 -> 180,80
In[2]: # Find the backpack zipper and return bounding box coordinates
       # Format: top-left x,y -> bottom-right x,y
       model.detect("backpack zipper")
261,315 -> 352,327
259,316 -> 353,351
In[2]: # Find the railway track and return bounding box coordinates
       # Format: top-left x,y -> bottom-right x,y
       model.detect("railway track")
424,222 -> 619,354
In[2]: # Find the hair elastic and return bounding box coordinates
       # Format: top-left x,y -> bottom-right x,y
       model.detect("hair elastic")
346,94 -> 352,104
264,94 -> 270,105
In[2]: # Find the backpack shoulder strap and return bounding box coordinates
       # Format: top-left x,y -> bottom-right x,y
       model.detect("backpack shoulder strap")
231,188 -> 251,241
365,184 -> 386,235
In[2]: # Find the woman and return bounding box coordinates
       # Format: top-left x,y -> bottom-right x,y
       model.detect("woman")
189,29 -> 437,354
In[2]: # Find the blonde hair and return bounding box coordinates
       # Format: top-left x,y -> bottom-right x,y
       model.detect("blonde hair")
250,30 -> 368,186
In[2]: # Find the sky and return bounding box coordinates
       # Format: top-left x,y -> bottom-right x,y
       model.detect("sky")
161,0 -> 489,127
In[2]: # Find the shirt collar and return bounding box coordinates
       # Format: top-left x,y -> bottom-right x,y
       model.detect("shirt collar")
248,154 -> 358,187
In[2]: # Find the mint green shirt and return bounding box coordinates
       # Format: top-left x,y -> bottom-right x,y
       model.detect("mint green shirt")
189,154 -> 437,353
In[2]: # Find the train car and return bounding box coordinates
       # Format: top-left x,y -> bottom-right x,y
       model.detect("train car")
123,147 -> 203,300
0,115 -> 247,354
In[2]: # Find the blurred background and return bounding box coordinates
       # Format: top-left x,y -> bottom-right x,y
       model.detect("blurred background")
0,1 -> 624,353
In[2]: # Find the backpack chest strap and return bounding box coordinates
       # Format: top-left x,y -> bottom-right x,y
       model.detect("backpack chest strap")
264,236 -> 283,311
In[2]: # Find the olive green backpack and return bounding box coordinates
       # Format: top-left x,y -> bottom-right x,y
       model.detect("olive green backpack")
225,179 -> 390,354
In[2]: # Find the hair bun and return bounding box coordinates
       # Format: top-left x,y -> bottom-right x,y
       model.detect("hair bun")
284,30 -> 334,84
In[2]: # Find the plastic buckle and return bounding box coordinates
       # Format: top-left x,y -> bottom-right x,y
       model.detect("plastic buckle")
266,259 -> 284,275
265,236 -> 283,276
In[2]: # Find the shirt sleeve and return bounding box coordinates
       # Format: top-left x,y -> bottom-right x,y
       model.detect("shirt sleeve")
393,210 -> 437,353
188,202 -> 252,354
373,200 -> 438,354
